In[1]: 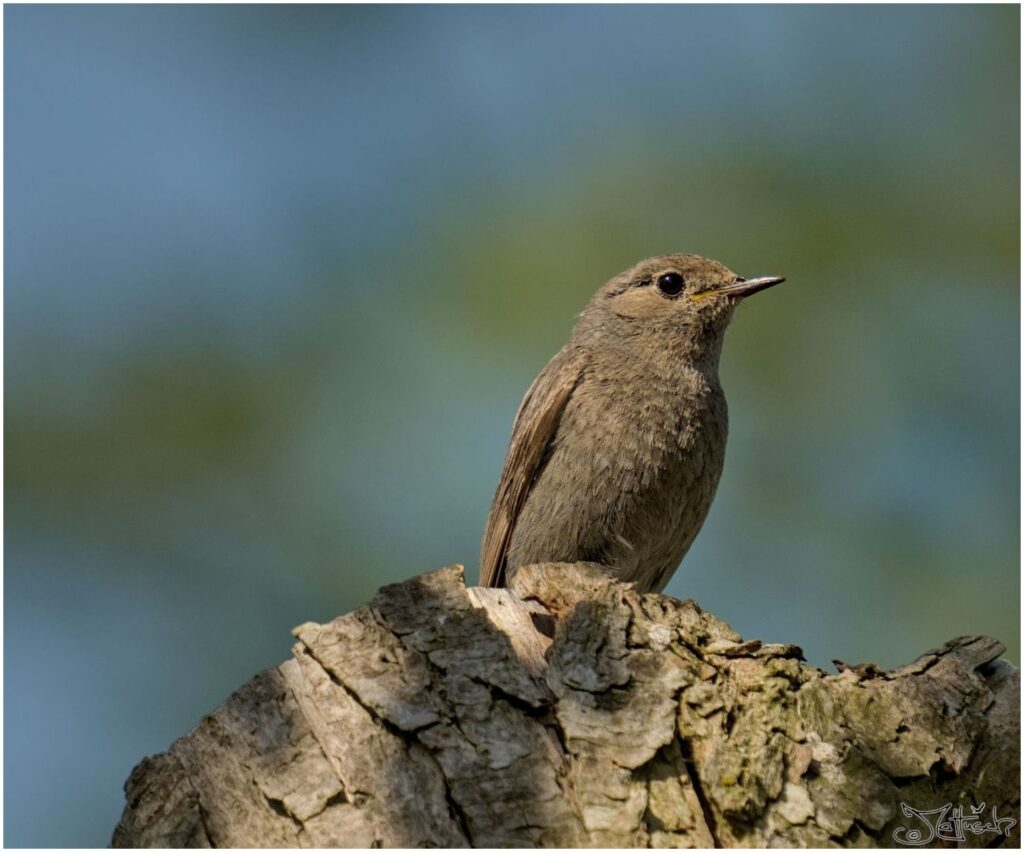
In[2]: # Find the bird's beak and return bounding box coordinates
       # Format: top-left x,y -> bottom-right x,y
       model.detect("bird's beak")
712,275 -> 785,299
690,275 -> 786,302
716,276 -> 786,299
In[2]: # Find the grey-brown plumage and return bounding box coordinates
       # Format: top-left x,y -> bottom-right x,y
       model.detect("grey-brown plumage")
480,253 -> 784,593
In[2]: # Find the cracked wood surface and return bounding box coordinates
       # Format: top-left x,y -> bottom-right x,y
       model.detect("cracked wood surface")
112,564 -> 1020,848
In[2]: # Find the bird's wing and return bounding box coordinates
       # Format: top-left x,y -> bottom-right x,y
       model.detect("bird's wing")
479,349 -> 583,588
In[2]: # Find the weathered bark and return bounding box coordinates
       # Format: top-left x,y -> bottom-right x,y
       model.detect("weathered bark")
112,564 -> 1020,848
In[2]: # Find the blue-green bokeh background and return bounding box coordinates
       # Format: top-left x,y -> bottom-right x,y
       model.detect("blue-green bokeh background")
5,5 -> 1019,846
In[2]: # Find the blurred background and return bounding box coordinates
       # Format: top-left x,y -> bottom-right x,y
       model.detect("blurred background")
4,4 -> 1019,846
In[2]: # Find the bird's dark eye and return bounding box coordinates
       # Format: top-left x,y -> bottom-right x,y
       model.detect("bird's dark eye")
656,272 -> 684,297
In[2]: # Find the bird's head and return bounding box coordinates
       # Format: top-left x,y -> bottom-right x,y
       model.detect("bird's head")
580,253 -> 784,359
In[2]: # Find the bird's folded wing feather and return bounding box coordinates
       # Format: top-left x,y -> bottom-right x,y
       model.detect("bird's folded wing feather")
479,349 -> 583,588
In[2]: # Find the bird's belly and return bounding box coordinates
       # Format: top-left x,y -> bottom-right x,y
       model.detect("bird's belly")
600,430 -> 725,590
508,389 -> 727,592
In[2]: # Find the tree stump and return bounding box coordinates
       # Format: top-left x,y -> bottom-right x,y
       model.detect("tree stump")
112,564 -> 1020,847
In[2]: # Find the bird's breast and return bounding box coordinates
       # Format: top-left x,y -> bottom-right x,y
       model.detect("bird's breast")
560,364 -> 727,482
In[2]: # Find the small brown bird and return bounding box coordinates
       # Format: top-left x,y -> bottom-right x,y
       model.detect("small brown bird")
480,253 -> 783,593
